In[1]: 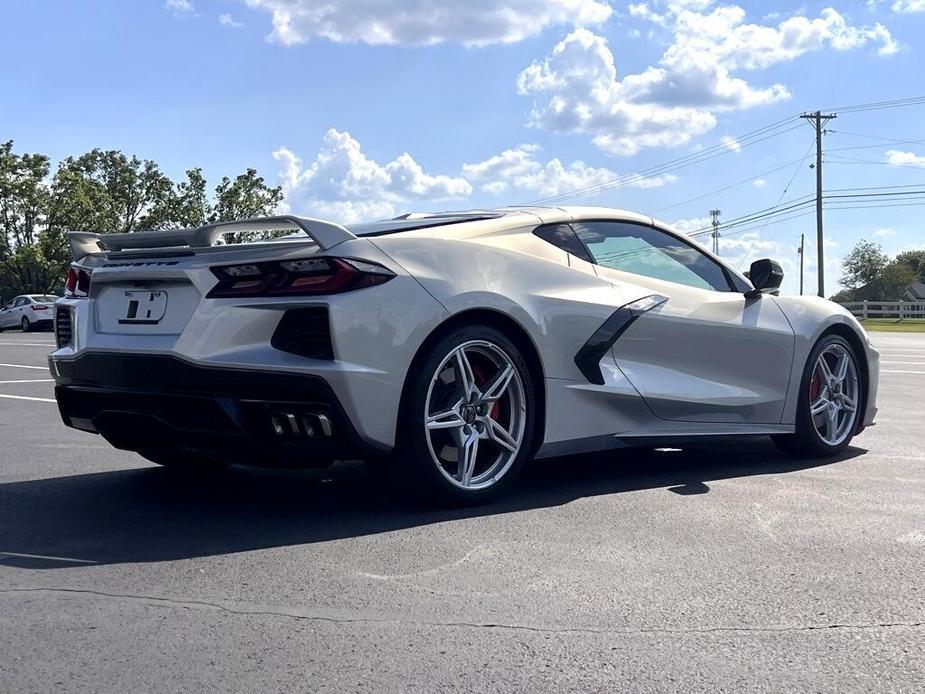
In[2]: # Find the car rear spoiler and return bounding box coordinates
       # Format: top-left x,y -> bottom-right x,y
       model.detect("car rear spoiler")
67,215 -> 357,262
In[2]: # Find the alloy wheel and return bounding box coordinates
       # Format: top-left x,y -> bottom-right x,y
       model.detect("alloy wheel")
424,340 -> 526,490
809,343 -> 859,447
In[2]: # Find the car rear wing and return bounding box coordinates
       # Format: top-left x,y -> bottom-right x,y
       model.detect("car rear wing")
67,215 -> 357,262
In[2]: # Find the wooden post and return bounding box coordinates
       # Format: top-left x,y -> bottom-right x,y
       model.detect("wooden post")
862,300 -> 868,320
899,300 -> 904,322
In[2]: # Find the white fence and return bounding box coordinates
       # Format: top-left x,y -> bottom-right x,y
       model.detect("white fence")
840,301 -> 925,320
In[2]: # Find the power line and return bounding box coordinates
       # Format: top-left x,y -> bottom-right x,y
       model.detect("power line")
652,157 -> 807,214
827,154 -> 925,170
686,195 -> 816,235
519,95 -> 925,208
825,182 -> 925,192
688,188 -> 925,235
521,118 -> 803,205
821,95 -> 925,113
734,136 -> 816,269
828,130 -> 921,143
827,139 -> 925,153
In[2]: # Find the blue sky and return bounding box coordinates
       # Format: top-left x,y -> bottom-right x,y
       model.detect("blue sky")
2,0 -> 924,295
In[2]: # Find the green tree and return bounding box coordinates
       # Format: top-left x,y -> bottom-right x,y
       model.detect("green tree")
211,168 -> 285,243
1,141 -> 286,297
0,141 -> 56,300
871,261 -> 918,301
0,140 -> 51,252
47,149 -> 173,234
894,250 -> 925,282
840,240 -> 889,291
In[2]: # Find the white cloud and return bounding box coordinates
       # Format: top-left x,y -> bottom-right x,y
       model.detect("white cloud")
241,0 -> 612,46
718,232 -> 782,258
165,0 -> 194,16
885,149 -> 925,167
273,133 -> 680,222
518,5 -> 898,155
219,13 -> 245,28
886,1 -> 925,14
753,178 -> 767,188
669,216 -> 712,234
874,227 -> 897,236
462,144 -> 677,197
274,129 -> 471,223
721,135 -> 742,153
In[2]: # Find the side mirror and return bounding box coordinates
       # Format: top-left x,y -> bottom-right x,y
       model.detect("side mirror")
746,258 -> 783,297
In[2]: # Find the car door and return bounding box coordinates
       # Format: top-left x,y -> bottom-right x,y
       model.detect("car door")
15,297 -> 29,325
572,220 -> 795,425
3,297 -> 24,328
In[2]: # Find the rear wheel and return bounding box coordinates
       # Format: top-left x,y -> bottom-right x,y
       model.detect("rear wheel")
773,334 -> 862,458
393,325 -> 536,506
21,316 -> 31,332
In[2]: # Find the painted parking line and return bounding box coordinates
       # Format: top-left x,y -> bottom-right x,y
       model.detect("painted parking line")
0,551 -> 95,565
0,379 -> 54,384
0,393 -> 56,403
0,342 -> 55,347
881,361 -> 925,365
0,363 -> 48,370
881,370 -> 925,374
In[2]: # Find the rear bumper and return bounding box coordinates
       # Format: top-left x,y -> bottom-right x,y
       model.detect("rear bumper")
49,352 -> 387,465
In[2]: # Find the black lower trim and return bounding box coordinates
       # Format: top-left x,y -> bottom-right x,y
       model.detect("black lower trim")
50,352 -> 386,465
574,294 -> 668,385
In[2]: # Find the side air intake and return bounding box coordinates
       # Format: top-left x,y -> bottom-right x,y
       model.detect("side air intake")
55,306 -> 73,348
271,307 -> 334,360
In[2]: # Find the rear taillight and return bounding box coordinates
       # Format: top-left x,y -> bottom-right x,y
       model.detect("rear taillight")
206,257 -> 395,299
65,266 -> 91,298
32,305 -> 48,311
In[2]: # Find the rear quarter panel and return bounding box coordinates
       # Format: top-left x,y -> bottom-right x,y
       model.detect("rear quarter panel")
372,229 -> 653,381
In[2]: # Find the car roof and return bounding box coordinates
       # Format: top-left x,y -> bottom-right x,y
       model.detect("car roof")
345,206 -> 656,238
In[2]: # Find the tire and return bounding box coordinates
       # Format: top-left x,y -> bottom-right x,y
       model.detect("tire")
139,449 -> 229,473
392,324 -> 537,506
21,316 -> 31,332
773,334 -> 863,458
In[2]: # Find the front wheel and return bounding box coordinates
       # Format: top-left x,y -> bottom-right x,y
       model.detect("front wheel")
394,325 -> 536,506
773,334 -> 862,458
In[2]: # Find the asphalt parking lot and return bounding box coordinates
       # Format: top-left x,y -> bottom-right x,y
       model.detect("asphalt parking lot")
0,330 -> 922,692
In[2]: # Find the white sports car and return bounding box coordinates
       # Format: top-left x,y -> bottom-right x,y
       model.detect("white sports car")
50,207 -> 878,504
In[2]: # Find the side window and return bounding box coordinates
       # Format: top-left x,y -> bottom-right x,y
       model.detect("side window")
572,221 -> 734,292
533,224 -> 594,264
14,297 -> 28,307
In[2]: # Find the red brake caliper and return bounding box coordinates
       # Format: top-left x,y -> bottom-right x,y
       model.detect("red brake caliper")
472,365 -> 501,420
810,369 -> 821,402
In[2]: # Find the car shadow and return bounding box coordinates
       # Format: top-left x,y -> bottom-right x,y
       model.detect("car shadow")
0,438 -> 866,569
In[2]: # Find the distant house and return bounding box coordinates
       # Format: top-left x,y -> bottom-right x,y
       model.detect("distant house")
904,282 -> 925,301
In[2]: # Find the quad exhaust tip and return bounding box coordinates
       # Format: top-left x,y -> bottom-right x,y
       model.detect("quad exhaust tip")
270,412 -> 333,438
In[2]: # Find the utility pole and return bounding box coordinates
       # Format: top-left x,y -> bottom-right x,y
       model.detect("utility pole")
710,209 -> 721,255
800,110 -> 836,298
798,233 -> 805,295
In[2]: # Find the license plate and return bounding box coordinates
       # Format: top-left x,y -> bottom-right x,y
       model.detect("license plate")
118,290 -> 168,325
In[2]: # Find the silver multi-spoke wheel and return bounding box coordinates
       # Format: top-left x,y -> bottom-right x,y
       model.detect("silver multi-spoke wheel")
809,343 -> 859,447
424,340 -> 526,491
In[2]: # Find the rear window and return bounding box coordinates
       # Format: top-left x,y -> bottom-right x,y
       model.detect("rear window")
29,295 -> 59,302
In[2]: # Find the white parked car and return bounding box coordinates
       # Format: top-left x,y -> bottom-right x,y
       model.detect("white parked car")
49,208 -> 879,504
0,294 -> 58,332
